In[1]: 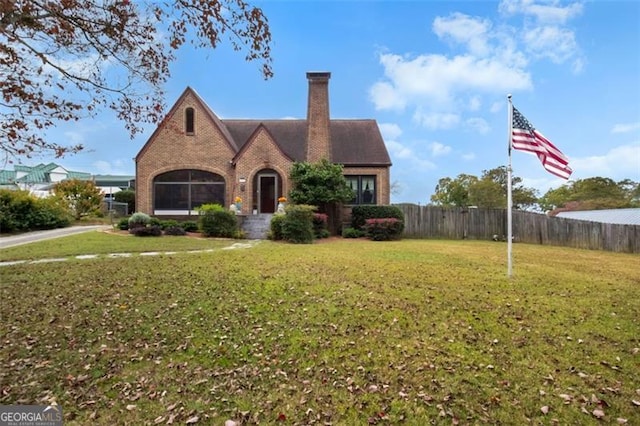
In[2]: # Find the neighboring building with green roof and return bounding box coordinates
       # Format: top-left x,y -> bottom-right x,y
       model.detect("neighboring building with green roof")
0,163 -> 133,197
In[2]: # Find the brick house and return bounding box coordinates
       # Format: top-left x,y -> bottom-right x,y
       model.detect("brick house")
135,72 -> 391,218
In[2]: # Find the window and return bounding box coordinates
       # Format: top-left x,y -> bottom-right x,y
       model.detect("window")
185,107 -> 195,135
154,169 -> 224,212
345,175 -> 376,205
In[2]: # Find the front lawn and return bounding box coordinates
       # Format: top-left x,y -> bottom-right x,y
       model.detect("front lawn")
1,238 -> 638,424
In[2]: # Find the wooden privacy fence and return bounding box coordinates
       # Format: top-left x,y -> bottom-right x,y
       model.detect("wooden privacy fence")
394,204 -> 640,254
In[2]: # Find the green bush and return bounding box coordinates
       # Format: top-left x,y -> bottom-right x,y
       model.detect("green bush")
0,190 -> 71,233
363,218 -> 404,241
160,219 -> 178,230
181,221 -> 198,232
269,214 -> 286,240
128,212 -> 151,229
149,216 -> 162,227
342,227 -> 364,238
130,225 -> 162,237
197,203 -> 237,237
30,197 -> 72,229
164,225 -> 187,236
351,205 -> 405,230
117,218 -> 129,230
281,204 -> 315,244
114,189 -> 135,214
312,213 -> 329,238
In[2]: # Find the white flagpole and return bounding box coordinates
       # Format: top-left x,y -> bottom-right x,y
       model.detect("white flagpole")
507,94 -> 513,278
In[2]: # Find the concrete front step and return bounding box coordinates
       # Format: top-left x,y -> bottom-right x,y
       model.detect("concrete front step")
241,214 -> 273,239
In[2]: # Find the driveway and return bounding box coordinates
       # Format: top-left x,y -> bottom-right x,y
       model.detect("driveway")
0,225 -> 111,249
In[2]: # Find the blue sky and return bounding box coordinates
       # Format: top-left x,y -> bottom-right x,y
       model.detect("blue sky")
24,0 -> 640,204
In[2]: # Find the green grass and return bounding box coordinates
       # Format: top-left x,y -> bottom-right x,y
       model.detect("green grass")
0,230 -> 233,261
1,237 -> 638,425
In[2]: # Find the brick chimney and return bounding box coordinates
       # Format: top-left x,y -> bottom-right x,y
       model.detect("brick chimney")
306,72 -> 331,162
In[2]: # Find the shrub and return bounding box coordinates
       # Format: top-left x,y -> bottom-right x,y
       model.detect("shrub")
269,214 -> 286,240
160,219 -> 178,230
363,218 -> 404,241
312,213 -> 329,238
0,189 -> 36,232
164,225 -> 187,236
351,205 -> 405,230
130,225 -> 162,237
117,218 -> 129,230
0,190 -> 71,232
128,212 -> 151,229
114,189 -> 135,214
181,221 -> 199,232
342,227 -> 365,238
281,204 -> 315,244
198,203 -> 237,237
30,197 -> 72,229
149,216 -> 162,227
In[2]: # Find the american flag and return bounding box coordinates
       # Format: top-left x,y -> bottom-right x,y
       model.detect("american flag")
511,106 -> 572,179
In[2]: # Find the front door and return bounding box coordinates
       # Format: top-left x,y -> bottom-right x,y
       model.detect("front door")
259,175 -> 276,213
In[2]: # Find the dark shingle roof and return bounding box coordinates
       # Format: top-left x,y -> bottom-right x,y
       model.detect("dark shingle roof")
222,119 -> 391,166
556,209 -> 640,225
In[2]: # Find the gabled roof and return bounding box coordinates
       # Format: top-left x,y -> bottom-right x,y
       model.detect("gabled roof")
0,163 -> 91,185
224,120 -> 308,161
136,87 -> 238,160
556,208 -> 640,225
138,86 -> 392,168
221,119 -> 392,166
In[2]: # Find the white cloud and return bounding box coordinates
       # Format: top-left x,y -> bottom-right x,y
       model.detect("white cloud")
499,0 -> 583,24
385,140 -> 413,159
413,111 -> 460,129
432,13 -> 492,56
611,122 -> 640,134
570,144 -> 640,179
64,131 -> 86,145
379,122 -> 403,140
490,101 -> 503,113
466,117 -> 491,134
523,25 -> 579,64
468,96 -> 481,111
462,152 -> 476,161
369,81 -> 406,111
371,52 -> 532,111
429,142 -> 452,157
92,159 -> 131,175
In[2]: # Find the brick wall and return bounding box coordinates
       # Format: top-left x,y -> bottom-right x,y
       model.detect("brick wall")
343,166 -> 391,205
136,91 -> 236,214
306,72 -> 331,162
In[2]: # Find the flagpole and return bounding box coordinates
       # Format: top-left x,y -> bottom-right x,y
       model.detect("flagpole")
507,94 -> 513,278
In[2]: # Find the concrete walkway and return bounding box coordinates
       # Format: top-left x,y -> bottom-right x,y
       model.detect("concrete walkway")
0,225 -> 112,249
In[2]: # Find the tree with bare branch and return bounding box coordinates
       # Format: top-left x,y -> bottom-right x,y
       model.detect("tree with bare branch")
0,0 -> 272,161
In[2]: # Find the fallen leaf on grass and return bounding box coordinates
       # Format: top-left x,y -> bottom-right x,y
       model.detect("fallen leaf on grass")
592,409 -> 605,419
617,418 -> 628,424
541,406 -> 549,414
185,415 -> 199,424
126,404 -> 136,411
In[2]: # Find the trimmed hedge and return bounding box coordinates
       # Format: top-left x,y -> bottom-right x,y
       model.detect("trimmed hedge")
269,214 -> 286,241
128,212 -> 151,229
351,205 -> 405,230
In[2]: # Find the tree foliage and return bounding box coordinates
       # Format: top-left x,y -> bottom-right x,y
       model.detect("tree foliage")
540,177 -> 639,212
53,178 -> 103,220
0,0 -> 272,160
288,159 -> 354,206
430,166 -> 538,210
